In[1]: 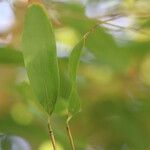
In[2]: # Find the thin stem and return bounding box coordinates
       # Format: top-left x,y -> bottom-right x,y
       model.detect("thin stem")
66,121 -> 76,150
48,117 -> 57,150
83,16 -> 121,40
83,15 -> 149,41
104,22 -> 149,36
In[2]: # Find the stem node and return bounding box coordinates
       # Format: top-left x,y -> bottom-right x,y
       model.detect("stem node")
48,117 -> 57,150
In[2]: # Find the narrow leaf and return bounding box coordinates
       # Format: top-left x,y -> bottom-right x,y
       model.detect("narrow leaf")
21,4 -> 59,115
68,39 -> 84,119
68,87 -> 81,120
69,39 -> 84,83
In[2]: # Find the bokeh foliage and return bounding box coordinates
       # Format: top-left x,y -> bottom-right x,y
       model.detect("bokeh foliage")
0,0 -> 150,150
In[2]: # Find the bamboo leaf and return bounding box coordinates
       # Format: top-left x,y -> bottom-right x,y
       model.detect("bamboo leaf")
68,39 -> 84,119
68,87 -> 81,120
69,39 -> 84,83
21,4 -> 59,115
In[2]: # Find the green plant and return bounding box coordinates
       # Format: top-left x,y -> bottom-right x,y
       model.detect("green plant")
0,0 -> 150,149
21,3 -> 84,150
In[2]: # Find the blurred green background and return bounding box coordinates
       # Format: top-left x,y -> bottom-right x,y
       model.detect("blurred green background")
0,0 -> 150,149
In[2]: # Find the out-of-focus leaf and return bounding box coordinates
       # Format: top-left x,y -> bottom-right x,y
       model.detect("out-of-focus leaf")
58,3 -> 131,70
88,98 -> 150,149
16,82 -> 34,102
68,39 -> 84,119
58,3 -> 95,35
86,28 -> 134,70
21,3 -> 59,115
57,3 -> 150,71
0,47 -> 23,65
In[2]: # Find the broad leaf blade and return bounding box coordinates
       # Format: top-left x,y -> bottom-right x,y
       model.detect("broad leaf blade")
21,4 -> 59,115
68,39 -> 84,119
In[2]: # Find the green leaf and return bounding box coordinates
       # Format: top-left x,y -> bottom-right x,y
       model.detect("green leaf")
21,4 -> 59,115
68,39 -> 84,119
54,97 -> 68,116
0,47 -> 23,65
69,39 -> 84,83
58,58 -> 72,100
57,2 -> 150,71
68,87 -> 81,120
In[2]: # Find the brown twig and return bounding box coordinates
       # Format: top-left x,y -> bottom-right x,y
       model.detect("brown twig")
82,16 -> 149,41
83,16 -> 120,40
48,117 -> 57,150
66,120 -> 76,150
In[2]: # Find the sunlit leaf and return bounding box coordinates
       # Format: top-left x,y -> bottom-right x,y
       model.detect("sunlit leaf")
21,3 -> 59,115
